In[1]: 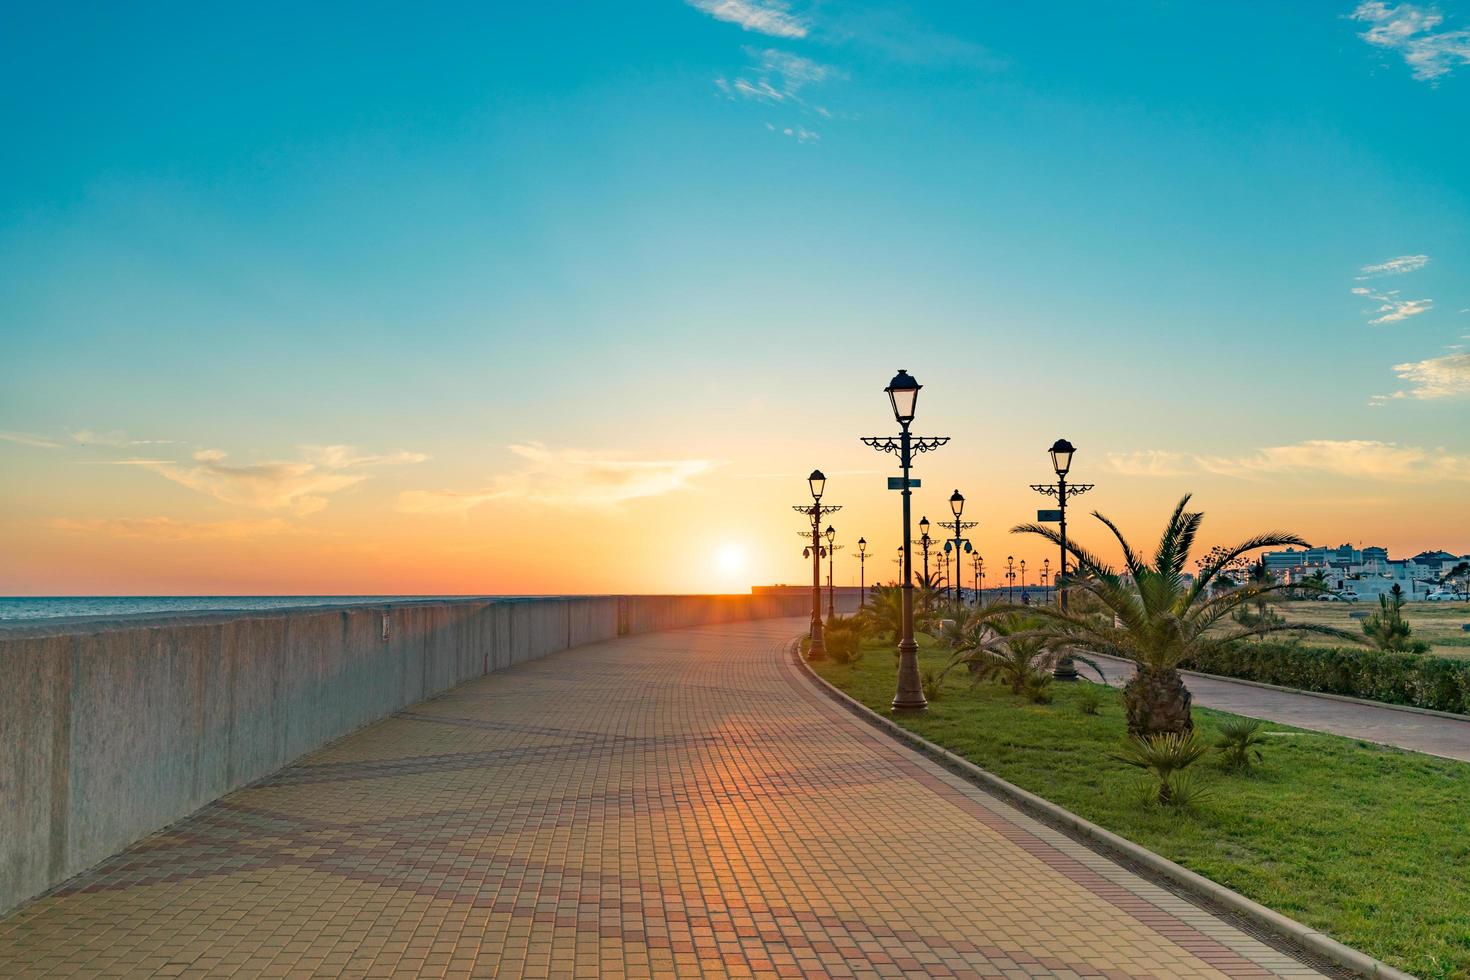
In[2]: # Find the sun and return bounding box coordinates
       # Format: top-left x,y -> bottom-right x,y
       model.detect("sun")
715,544 -> 746,576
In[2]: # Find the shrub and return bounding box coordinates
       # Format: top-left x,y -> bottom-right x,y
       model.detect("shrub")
1025,676 -> 1053,704
1076,687 -> 1103,715
1182,642 -> 1470,714
922,667 -> 946,703
1109,732 -> 1210,807
823,622 -> 862,666
1214,718 -> 1266,770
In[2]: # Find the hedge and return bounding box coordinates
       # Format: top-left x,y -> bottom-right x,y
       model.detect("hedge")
1181,642 -> 1470,715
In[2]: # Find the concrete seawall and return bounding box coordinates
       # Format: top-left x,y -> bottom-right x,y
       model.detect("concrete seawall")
0,593 -> 825,915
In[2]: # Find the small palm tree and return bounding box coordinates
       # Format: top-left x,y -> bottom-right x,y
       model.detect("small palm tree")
1111,732 -> 1210,806
997,495 -> 1358,737
950,613 -> 1102,696
1214,718 -> 1267,770
854,584 -> 904,640
1362,585 -> 1429,653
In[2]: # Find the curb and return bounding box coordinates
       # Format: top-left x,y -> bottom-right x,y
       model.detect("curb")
1090,653 -> 1470,725
790,643 -> 1415,980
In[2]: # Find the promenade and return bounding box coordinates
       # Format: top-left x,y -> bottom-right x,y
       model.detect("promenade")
0,619 -> 1329,978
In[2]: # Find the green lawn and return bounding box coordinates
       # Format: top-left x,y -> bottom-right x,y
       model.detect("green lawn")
814,635 -> 1470,979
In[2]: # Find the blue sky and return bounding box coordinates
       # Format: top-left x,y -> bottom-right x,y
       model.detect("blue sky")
1,1 -> 1467,594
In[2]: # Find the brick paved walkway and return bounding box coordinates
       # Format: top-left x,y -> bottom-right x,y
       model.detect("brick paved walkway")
1090,652 -> 1470,762
0,619 -> 1328,979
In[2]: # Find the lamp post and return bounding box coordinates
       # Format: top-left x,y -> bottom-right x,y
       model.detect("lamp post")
1006,555 -> 1015,603
792,470 -> 840,661
1020,559 -> 1027,590
938,489 -> 977,603
1042,558 -> 1051,595
972,553 -> 983,606
862,369 -> 949,712
856,537 -> 868,607
917,516 -> 933,586
824,526 -> 843,622
1031,438 -> 1094,680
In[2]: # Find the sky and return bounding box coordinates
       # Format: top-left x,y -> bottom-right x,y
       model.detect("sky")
1,0 -> 1468,596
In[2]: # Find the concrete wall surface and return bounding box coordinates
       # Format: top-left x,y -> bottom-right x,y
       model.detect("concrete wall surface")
0,593 -> 812,915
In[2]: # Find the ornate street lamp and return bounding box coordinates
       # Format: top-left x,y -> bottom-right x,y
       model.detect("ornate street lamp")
1031,438 -> 1094,680
1043,558 -> 1051,592
915,518 -> 935,586
856,537 -> 868,607
1006,555 -> 1015,603
792,470 -> 840,660
824,525 -> 842,622
972,553 -> 984,606
937,489 -> 977,603
862,369 -> 949,712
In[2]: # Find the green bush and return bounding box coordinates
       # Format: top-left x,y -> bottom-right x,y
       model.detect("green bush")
1183,641 -> 1470,714
824,623 -> 862,665
1076,686 -> 1103,715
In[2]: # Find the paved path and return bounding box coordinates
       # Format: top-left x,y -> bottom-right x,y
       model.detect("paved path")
0,619 -> 1329,979
1088,653 -> 1470,762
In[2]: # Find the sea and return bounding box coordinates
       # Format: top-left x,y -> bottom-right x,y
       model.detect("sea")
0,596 -> 508,624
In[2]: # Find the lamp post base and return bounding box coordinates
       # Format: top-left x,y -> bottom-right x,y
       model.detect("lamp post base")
1053,655 -> 1078,681
808,616 -> 826,661
892,639 -> 927,712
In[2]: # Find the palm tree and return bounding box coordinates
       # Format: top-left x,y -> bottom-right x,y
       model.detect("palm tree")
949,612 -> 1102,696
1361,585 -> 1428,653
995,495 -> 1358,737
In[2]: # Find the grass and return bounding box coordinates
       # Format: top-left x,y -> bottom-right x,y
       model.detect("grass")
1273,598 -> 1470,657
815,634 -> 1470,979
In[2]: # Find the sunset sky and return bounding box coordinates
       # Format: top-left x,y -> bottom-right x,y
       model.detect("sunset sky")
2,1 -> 1468,596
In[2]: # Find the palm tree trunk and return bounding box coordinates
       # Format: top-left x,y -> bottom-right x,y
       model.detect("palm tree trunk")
1122,666 -> 1193,737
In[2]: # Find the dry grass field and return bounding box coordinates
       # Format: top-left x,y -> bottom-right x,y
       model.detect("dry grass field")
1275,599 -> 1470,657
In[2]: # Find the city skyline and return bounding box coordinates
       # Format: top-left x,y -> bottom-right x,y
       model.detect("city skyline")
3,1 -> 1468,595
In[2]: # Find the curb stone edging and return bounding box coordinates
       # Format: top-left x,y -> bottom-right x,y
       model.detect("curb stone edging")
1090,651 -> 1470,725
789,640 -> 1415,980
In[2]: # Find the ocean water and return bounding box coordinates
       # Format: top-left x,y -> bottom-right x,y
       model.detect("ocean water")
0,596 -> 504,623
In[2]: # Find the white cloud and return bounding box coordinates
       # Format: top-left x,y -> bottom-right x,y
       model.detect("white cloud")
718,47 -> 837,108
1351,285 -> 1433,324
1391,352 -> 1470,398
1205,440 -> 1470,482
1111,439 -> 1470,482
110,444 -> 425,516
47,516 -> 295,541
0,431 -> 62,449
398,442 -> 718,515
70,429 -> 178,448
1106,450 -> 1194,477
1352,2 -> 1470,81
686,0 -> 807,38
1356,254 -> 1429,278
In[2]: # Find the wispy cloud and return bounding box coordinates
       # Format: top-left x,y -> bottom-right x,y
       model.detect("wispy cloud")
1390,351 -> 1470,398
69,429 -> 177,448
686,0 -> 807,38
767,122 -> 820,142
1351,2 -> 1470,81
0,430 -> 63,449
820,7 -> 1003,70
1112,439 -> 1470,482
110,444 -> 426,516
1106,450 -> 1195,477
1351,285 -> 1433,324
47,516 -> 296,541
1356,254 -> 1429,278
716,47 -> 840,121
398,442 -> 718,515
